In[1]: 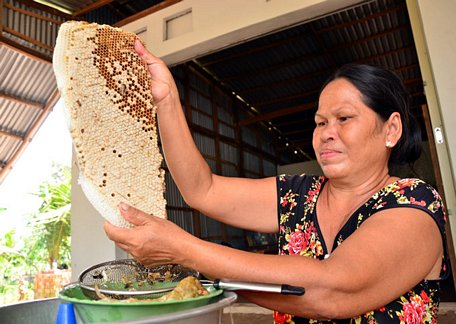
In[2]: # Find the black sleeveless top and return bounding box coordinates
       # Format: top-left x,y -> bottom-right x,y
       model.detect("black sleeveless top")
275,175 -> 448,324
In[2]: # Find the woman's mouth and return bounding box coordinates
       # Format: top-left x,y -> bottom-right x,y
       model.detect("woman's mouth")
319,149 -> 340,160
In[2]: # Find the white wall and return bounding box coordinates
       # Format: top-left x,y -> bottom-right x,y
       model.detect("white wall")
415,0 -> 456,171
407,0 -> 456,244
70,155 -> 127,281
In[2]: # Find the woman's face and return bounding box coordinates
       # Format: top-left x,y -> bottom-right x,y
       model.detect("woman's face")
313,78 -> 390,181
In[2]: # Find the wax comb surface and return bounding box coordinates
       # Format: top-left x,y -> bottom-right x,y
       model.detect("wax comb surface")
53,21 -> 167,227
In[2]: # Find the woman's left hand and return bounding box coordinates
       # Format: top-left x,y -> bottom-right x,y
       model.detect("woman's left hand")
104,202 -> 192,267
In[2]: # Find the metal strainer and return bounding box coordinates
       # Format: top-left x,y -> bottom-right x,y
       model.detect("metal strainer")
79,259 -> 198,300
79,258 -> 305,300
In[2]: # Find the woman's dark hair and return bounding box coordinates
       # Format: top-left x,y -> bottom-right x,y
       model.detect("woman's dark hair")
320,63 -> 422,168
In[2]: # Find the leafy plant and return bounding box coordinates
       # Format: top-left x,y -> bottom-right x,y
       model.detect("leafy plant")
27,164 -> 72,269
0,229 -> 31,303
0,164 -> 72,304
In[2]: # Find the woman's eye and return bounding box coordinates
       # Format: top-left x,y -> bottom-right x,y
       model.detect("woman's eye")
339,116 -> 351,122
315,121 -> 326,127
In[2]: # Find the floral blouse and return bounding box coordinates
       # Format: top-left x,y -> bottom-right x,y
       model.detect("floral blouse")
275,175 -> 448,324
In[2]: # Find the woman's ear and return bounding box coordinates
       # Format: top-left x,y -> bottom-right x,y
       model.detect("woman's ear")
384,112 -> 402,148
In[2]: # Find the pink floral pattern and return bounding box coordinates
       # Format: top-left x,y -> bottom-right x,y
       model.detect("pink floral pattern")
275,175 -> 447,323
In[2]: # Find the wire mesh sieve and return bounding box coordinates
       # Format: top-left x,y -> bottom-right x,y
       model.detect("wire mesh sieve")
78,259 -> 198,300
78,258 -> 306,301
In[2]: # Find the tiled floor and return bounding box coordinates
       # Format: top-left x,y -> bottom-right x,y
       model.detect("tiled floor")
222,313 -> 271,323
222,303 -> 271,323
437,303 -> 456,324
221,302 -> 456,323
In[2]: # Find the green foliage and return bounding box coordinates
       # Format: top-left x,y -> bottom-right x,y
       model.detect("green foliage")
0,230 -> 22,281
0,163 -> 72,304
0,229 -> 32,303
27,164 -> 72,268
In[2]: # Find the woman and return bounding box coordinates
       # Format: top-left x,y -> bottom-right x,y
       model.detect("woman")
104,40 -> 448,323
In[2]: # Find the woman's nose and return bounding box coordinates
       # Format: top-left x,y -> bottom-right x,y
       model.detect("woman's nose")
319,122 -> 336,142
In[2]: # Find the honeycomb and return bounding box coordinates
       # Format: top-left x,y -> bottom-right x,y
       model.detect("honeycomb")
53,21 -> 166,227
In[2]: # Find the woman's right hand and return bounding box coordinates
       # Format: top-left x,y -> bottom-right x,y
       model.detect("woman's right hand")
134,39 -> 178,107
104,202 -> 196,267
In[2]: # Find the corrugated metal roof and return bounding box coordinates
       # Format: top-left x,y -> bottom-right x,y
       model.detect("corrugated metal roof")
0,46 -> 56,102
0,0 -> 63,180
0,43 -> 57,181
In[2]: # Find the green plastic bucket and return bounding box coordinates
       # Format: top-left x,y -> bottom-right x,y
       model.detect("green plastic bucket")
59,283 -> 225,323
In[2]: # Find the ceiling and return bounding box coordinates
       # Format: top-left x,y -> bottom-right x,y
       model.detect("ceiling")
0,0 -> 426,182
191,0 -> 425,163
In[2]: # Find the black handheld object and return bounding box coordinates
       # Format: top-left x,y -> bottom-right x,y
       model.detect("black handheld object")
280,284 -> 305,296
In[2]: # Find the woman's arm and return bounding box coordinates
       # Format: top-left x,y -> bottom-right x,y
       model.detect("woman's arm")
135,41 -> 278,233
240,207 -> 443,319
105,203 -> 443,319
